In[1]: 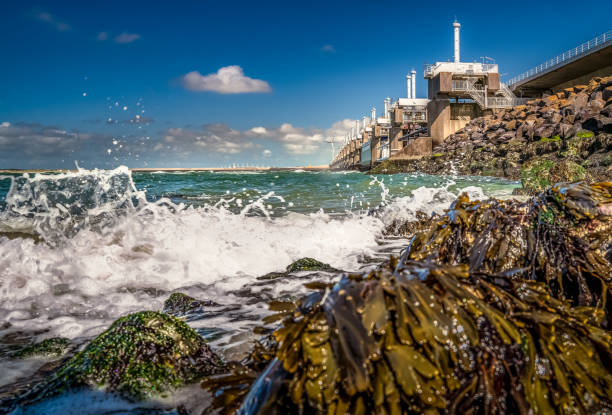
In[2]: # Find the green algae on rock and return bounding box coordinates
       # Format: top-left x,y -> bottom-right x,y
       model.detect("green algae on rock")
286,257 -> 334,273
16,337 -> 70,359
519,159 -> 588,194
13,311 -> 222,407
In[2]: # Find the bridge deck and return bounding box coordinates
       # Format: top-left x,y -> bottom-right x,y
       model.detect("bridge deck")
509,31 -> 612,96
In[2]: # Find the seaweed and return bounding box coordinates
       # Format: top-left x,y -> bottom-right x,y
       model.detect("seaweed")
202,182 -> 612,414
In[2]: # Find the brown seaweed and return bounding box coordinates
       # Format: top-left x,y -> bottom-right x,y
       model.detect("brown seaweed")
202,182 -> 612,415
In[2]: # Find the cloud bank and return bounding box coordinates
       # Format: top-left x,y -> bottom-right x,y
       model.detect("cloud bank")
181,66 -> 271,94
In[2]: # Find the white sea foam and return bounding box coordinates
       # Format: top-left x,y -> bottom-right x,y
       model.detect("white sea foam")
0,166 -> 512,390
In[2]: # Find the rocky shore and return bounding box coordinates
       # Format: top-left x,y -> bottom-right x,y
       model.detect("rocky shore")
371,76 -> 612,193
3,181 -> 612,414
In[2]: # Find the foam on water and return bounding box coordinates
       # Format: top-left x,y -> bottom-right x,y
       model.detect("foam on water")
0,167 -> 517,398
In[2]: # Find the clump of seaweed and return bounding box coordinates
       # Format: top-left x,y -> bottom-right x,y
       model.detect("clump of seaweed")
403,182 -> 612,326
202,182 -> 612,414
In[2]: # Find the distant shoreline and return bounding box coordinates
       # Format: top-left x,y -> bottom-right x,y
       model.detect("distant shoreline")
0,165 -> 330,174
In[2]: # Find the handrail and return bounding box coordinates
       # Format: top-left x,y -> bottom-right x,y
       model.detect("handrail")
508,30 -> 612,86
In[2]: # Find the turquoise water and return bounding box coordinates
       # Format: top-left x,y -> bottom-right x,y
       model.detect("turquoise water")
1,169 -> 518,215
0,168 -> 519,412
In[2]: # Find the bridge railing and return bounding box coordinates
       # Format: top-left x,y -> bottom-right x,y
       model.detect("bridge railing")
508,30 -> 612,86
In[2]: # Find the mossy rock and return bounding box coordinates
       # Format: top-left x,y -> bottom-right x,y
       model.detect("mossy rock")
16,337 -> 70,359
521,159 -> 588,194
286,258 -> 333,273
539,135 -> 561,143
21,311 -> 222,403
577,130 -> 595,138
162,292 -> 217,316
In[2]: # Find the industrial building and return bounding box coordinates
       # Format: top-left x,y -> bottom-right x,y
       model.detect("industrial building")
330,20 -> 528,170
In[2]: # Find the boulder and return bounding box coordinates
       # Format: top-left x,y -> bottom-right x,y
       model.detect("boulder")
16,311 -> 222,404
162,292 -> 218,316
286,257 -> 334,273
520,159 -> 588,194
603,85 -> 612,101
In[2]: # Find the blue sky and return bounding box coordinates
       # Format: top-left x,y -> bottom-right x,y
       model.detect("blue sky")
0,0 -> 610,168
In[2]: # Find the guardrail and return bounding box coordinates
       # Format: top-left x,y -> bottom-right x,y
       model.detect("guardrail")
508,30 -> 612,86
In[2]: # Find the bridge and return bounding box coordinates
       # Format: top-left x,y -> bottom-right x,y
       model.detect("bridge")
508,30 -> 612,97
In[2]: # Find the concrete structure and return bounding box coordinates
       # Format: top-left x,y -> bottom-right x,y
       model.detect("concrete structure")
330,23 -> 611,171
508,30 -> 612,97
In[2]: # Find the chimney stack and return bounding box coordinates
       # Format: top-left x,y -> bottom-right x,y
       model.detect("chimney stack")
411,69 -> 416,99
371,107 -> 376,122
453,20 -> 461,63
362,116 -> 368,129
406,74 -> 412,99
384,98 -> 390,119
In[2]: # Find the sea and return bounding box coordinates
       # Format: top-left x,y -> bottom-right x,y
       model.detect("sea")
0,167 -> 519,413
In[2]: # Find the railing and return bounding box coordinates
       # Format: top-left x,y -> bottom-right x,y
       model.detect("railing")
452,79 -> 485,91
508,30 -> 612,86
403,113 -> 427,122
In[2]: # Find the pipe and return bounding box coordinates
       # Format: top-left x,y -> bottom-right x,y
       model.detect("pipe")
453,20 -> 461,63
406,75 -> 412,99
411,69 -> 416,99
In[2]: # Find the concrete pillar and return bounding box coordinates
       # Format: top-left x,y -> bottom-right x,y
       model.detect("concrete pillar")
427,99 -> 451,147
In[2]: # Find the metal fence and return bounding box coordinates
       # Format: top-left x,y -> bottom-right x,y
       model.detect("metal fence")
507,30 -> 612,86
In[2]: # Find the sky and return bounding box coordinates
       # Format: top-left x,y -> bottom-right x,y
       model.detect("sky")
0,0 -> 610,169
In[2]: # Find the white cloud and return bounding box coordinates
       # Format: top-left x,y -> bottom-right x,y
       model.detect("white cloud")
249,126 -> 267,135
114,33 -> 141,44
321,44 -> 336,53
262,149 -> 272,157
181,66 -> 271,94
97,32 -> 109,41
1,122 -> 10,128
35,11 -> 71,32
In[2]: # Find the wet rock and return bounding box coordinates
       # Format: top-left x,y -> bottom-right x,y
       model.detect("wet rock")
286,258 -> 333,273
10,311 -> 222,408
16,337 -> 70,359
162,292 -> 218,316
520,159 -> 588,194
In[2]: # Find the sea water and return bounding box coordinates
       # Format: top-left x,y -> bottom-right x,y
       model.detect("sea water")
0,167 -> 519,412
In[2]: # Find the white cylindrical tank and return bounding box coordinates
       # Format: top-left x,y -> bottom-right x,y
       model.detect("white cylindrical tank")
411,69 -> 416,99
453,20 -> 461,63
371,107 -> 376,122
384,98 -> 390,119
406,75 -> 412,99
